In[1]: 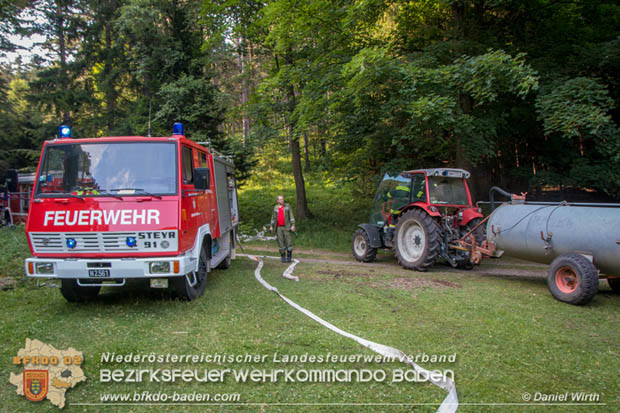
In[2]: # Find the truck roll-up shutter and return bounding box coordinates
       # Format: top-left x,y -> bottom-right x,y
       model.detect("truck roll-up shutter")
213,157 -> 232,233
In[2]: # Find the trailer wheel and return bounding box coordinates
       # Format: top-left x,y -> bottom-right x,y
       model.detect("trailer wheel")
608,277 -> 620,293
352,229 -> 377,263
59,280 -> 101,303
394,209 -> 440,271
547,253 -> 598,305
174,246 -> 208,301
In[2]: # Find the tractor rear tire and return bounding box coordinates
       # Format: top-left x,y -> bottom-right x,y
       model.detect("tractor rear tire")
394,209 -> 440,271
546,253 -> 598,305
352,229 -> 377,263
608,277 -> 620,293
60,279 -> 101,303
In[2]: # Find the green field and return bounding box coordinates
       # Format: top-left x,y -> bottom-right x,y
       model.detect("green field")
1,225 -> 619,412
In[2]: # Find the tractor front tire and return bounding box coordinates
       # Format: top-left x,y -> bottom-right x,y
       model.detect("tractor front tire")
547,253 -> 598,305
608,277 -> 620,293
464,217 -> 486,244
394,209 -> 440,271
352,229 -> 377,263
60,279 -> 101,303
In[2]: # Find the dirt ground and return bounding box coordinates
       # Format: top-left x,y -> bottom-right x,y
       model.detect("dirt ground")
241,244 -> 551,287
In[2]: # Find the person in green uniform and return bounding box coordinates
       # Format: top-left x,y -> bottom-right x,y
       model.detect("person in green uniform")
385,183 -> 411,242
270,195 -> 296,262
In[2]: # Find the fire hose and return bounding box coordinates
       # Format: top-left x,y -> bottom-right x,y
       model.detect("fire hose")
236,238 -> 458,412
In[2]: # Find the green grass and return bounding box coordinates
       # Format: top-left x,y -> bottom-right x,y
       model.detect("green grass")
1,226 -> 619,412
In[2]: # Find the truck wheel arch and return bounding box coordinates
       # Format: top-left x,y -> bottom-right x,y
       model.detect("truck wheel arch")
402,204 -> 441,219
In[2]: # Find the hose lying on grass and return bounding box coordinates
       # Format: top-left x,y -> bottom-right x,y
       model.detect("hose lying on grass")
236,241 -> 458,413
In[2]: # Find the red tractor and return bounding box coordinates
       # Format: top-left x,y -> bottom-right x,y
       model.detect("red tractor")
352,168 -> 486,270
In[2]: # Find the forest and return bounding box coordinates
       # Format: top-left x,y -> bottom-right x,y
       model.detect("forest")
1,0 -> 619,220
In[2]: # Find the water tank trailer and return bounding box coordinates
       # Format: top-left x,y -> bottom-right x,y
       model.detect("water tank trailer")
486,188 -> 620,305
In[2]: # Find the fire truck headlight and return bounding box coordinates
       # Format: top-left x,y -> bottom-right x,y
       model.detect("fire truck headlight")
66,238 -> 77,249
35,262 -> 54,275
126,237 -> 137,247
149,262 -> 170,274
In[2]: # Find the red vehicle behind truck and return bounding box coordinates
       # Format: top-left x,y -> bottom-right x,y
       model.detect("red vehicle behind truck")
24,123 -> 239,302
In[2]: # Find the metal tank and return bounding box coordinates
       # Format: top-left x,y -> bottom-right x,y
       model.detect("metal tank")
487,203 -> 620,276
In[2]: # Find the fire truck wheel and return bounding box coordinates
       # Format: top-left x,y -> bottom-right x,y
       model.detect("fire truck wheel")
547,253 -> 599,305
607,277 -> 620,293
174,246 -> 208,301
394,209 -> 440,271
352,229 -> 377,262
217,234 -> 232,270
59,280 -> 101,302
2,209 -> 11,227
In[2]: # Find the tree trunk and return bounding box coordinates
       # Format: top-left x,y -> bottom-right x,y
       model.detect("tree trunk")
104,24 -> 117,133
291,133 -> 310,220
238,35 -> 250,144
286,80 -> 310,220
56,2 -> 70,124
303,132 -> 310,171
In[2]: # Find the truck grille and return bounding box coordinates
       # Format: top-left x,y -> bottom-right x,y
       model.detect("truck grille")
30,232 -> 139,253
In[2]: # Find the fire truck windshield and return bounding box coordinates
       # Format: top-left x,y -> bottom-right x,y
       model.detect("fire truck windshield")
35,142 -> 177,197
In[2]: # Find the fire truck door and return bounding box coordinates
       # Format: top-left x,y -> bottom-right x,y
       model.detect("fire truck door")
180,145 -> 200,251
196,150 -> 214,230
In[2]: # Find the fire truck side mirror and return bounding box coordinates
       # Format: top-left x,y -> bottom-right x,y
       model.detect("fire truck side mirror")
194,168 -> 210,190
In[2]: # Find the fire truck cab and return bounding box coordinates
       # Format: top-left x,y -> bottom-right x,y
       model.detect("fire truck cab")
24,123 -> 239,302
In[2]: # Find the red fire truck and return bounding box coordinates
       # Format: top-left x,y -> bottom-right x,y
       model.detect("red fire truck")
1,170 -> 36,225
24,123 -> 239,302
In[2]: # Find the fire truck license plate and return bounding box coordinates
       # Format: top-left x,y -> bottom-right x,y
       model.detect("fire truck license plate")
88,269 -> 110,278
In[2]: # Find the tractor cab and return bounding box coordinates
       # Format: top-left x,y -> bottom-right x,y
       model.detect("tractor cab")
370,169 -> 476,226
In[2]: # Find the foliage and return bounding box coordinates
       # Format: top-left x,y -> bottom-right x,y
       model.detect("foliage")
1,0 -> 620,198
536,77 -> 615,139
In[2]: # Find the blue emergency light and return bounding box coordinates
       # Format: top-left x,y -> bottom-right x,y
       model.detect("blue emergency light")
59,125 -> 72,138
66,238 -> 76,249
172,122 -> 184,136
126,237 -> 137,247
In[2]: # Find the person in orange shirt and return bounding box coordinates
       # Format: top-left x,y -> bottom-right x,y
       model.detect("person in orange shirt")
270,195 -> 296,262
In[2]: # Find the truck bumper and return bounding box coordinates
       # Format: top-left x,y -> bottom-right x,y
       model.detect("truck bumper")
24,256 -> 195,279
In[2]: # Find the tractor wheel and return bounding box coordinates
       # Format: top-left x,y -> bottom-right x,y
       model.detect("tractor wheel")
352,229 -> 377,263
174,246 -> 208,301
546,253 -> 598,305
464,217 -> 486,244
60,279 -> 101,303
457,261 -> 474,270
608,277 -> 620,293
394,209 -> 440,271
